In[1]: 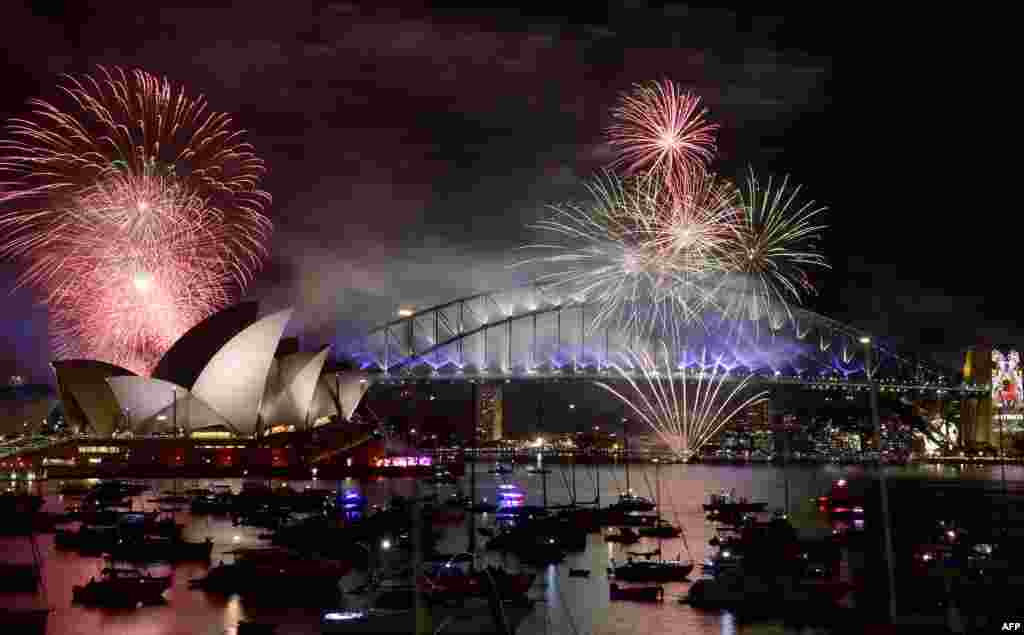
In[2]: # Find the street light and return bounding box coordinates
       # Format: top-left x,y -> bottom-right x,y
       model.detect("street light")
1000,396 -> 1013,540
863,335 -> 897,623
398,308 -> 414,317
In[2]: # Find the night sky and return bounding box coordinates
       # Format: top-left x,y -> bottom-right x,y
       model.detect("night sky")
0,3 -> 993,384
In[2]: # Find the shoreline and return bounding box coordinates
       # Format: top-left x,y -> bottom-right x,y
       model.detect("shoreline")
3,455 -> 1024,482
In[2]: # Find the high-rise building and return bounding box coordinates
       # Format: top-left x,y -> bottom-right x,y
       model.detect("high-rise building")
474,383 -> 502,443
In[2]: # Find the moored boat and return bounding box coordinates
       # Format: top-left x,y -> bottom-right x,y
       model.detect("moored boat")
608,491 -> 655,512
703,490 -> 767,514
190,548 -> 349,598
72,566 -> 171,606
638,518 -> 682,538
106,535 -> 214,563
58,482 -> 93,496
605,527 -> 640,544
609,582 -> 663,602
426,469 -> 457,485
467,500 -> 497,513
612,558 -> 693,582
444,493 -> 472,508
417,559 -> 535,601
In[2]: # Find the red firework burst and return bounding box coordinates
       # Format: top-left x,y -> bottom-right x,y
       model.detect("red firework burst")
0,66 -> 271,374
607,79 -> 718,199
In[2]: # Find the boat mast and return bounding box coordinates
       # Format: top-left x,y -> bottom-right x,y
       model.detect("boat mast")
655,459 -> 660,517
570,404 -> 577,506
412,457 -> 431,634
655,459 -> 662,558
468,384 -> 477,564
623,414 -> 630,494
541,450 -> 548,509
538,399 -> 547,508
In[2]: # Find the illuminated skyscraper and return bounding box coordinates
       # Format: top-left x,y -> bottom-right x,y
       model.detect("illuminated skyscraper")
474,383 -> 503,443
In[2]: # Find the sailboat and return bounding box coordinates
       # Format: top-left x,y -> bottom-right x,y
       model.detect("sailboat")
612,460 -> 693,582
605,418 -> 654,514
551,460 -> 601,534
483,403 -> 579,561
544,416 -> 600,536
639,462 -> 682,538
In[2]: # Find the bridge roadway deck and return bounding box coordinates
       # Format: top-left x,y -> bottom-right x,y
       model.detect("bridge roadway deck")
371,371 -> 988,395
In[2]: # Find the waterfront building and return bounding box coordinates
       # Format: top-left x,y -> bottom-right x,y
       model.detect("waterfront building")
49,304 -> 368,439
473,382 -> 503,443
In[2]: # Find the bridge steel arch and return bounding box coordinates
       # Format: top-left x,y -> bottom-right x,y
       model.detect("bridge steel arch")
354,286 -> 988,398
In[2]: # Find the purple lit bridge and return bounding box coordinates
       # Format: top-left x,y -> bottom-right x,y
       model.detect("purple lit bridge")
352,286 -> 988,398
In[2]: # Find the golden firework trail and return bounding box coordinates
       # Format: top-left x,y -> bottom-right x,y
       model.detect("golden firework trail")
597,342 -> 769,461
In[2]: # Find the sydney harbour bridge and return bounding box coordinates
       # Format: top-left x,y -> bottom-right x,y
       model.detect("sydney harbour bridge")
353,286 -> 981,392
344,285 -> 992,447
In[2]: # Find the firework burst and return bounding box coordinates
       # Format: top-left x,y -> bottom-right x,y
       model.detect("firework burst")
713,170 -> 829,326
0,66 -> 271,373
597,342 -> 768,461
607,79 -> 718,199
40,172 -> 239,373
518,173 -> 711,338
646,168 -> 738,274
520,80 -> 828,343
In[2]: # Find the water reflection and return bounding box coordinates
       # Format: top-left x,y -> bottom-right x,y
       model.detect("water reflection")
223,594 -> 243,633
2,463 -> 1023,634
719,611 -> 735,635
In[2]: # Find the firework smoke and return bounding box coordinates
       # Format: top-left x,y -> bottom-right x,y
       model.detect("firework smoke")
0,66 -> 271,374
597,342 -> 769,461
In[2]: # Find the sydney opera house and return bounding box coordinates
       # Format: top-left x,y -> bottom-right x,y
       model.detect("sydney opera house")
51,303 -> 369,439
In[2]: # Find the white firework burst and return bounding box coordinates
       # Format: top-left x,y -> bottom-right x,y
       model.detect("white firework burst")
597,342 -> 768,461
517,173 -> 712,339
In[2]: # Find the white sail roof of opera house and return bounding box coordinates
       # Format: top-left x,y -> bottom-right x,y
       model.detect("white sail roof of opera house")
57,306 -> 366,437
260,346 -> 331,431
105,376 -> 190,432
136,392 -> 236,436
188,308 -> 293,437
151,301 -> 260,390
52,359 -> 136,436
310,370 -> 371,425
90,308 -> 293,437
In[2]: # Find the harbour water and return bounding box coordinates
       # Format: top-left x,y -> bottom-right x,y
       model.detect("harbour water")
2,462 -> 1019,635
